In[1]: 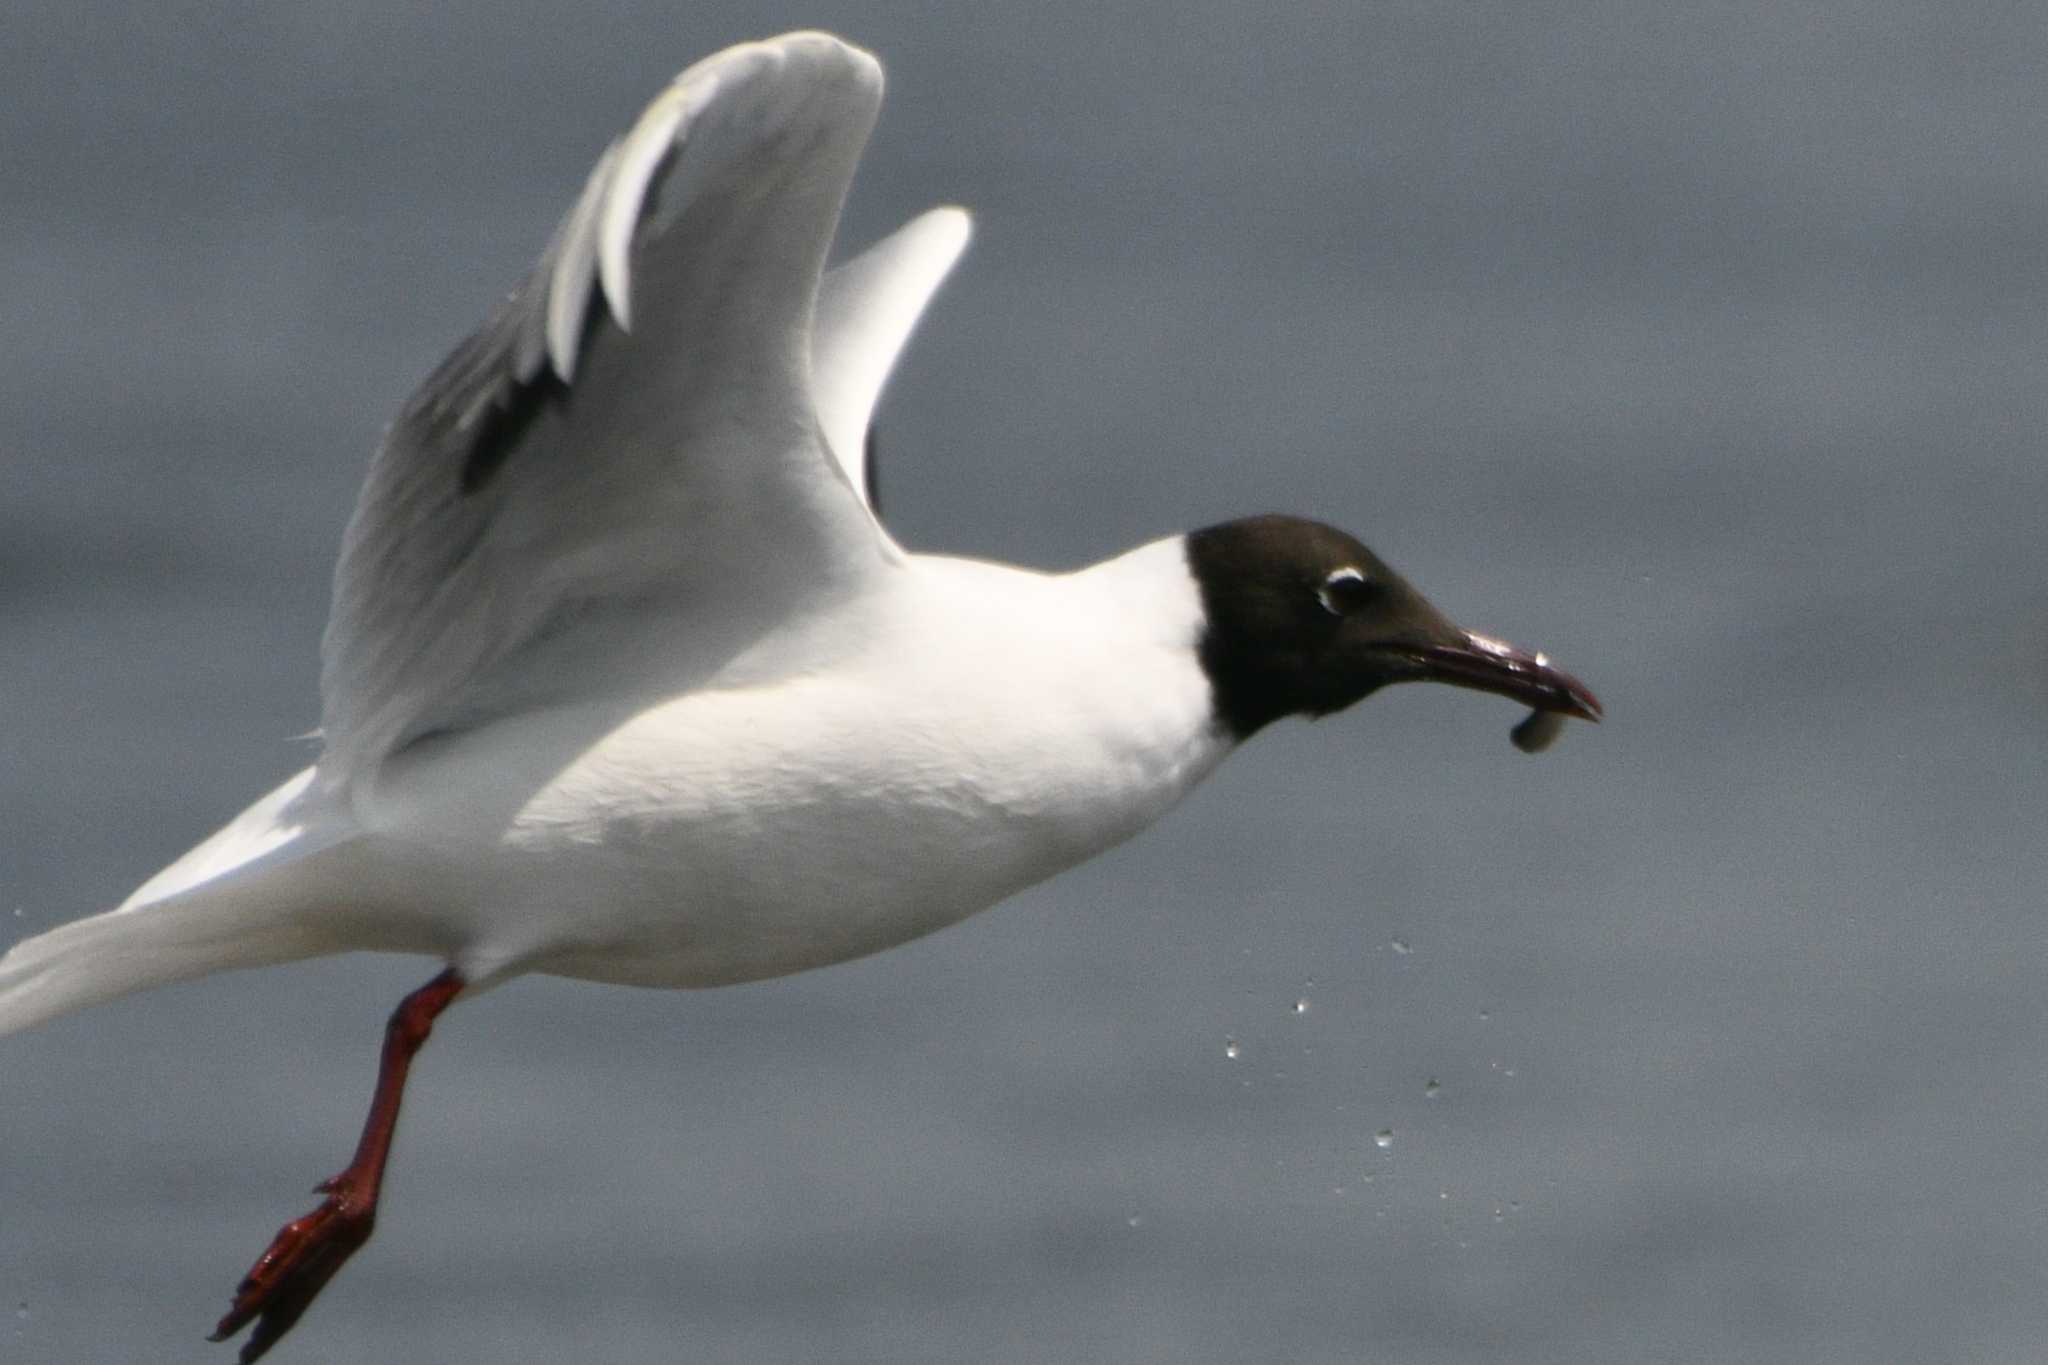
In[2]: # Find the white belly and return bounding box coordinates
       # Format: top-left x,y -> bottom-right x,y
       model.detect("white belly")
358,558 -> 1231,989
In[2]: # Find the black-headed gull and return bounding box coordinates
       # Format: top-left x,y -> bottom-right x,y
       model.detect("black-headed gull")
0,31 -> 1599,1362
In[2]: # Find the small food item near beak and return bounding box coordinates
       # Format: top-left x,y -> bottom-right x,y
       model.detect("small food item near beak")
1510,707 -> 1567,754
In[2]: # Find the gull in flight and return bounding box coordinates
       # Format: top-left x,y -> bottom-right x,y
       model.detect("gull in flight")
0,31 -> 1599,1362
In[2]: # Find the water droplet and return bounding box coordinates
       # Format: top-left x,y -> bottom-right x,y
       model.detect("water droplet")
1223,1038 -> 1241,1060
1373,1128 -> 1394,1150
1477,1010 -> 1491,1022
1126,1213 -> 1143,1229
1292,998 -> 1311,1015
1389,938 -> 1412,955
1492,1204 -> 1506,1222
1423,1078 -> 1441,1099
1439,1187 -> 1451,1201
1331,1184 -> 1347,1197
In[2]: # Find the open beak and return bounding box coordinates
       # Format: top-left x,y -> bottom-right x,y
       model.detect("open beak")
1405,632 -> 1603,721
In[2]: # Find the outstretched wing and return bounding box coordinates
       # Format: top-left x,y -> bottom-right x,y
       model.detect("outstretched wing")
813,205 -> 972,509
318,33 -> 895,784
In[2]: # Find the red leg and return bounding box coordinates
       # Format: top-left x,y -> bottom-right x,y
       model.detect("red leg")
209,967 -> 465,1363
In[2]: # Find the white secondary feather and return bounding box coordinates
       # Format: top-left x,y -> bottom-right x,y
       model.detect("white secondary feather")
0,33 -> 1236,1040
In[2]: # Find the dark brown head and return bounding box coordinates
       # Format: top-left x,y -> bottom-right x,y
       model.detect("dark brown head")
1184,514 -> 1601,741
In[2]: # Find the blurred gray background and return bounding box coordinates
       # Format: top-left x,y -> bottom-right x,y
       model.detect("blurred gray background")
5,3 -> 2046,1362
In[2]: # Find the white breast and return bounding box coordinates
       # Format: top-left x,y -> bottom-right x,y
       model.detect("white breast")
358,537 -> 1232,988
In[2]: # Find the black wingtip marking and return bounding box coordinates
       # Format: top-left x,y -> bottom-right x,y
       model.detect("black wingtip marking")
862,425 -> 883,521
459,370 -> 569,494
453,270 -> 615,496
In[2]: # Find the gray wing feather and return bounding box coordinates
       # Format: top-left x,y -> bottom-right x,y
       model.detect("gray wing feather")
318,34 -> 891,786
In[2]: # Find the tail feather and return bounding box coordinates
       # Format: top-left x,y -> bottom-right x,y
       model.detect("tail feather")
0,893 -> 335,1038
0,767 -> 358,1038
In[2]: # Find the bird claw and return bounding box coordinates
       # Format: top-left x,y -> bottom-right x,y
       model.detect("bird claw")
209,1180 -> 375,1363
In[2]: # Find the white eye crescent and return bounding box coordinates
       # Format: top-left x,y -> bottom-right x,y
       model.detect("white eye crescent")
1317,566 -> 1374,615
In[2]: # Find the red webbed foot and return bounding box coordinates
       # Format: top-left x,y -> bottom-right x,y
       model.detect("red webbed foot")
206,968 -> 463,1361
209,1175 -> 376,1362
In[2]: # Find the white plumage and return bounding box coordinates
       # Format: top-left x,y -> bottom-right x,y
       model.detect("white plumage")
0,31 -> 1596,1362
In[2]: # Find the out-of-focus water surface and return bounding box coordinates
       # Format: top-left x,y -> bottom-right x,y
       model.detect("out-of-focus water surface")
6,5 -> 2046,1363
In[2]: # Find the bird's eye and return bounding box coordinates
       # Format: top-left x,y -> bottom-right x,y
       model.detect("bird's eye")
1317,566 -> 1376,615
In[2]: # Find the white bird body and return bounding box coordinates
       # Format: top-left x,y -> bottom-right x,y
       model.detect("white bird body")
8,537 -> 1223,1027
331,538 -> 1220,991
0,30 -> 1596,1362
